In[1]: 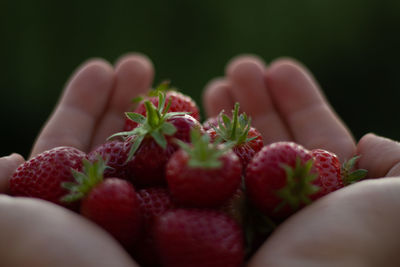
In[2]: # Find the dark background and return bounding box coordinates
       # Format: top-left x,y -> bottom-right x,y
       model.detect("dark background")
1,0 -> 400,158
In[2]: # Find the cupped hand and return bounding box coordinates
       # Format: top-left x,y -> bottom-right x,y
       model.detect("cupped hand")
0,53 -> 154,267
203,56 -> 400,266
248,134 -> 400,267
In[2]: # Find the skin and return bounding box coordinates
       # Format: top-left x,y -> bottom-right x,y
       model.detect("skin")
1,53 -> 400,266
0,195 -> 136,267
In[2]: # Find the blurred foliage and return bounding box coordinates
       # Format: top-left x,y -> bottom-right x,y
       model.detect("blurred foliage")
1,0 -> 400,157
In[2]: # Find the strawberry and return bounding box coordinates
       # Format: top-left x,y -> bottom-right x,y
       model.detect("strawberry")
166,130 -> 242,208
153,209 -> 244,267
220,187 -> 246,226
110,93 -> 203,187
86,140 -> 132,180
202,115 -> 222,131
310,149 -> 343,200
61,158 -> 142,247
126,136 -> 178,187
207,103 -> 263,169
245,141 -> 319,219
132,188 -> 174,266
137,188 -> 174,228
10,146 -> 85,207
165,114 -> 201,143
310,149 -> 368,200
124,82 -> 200,131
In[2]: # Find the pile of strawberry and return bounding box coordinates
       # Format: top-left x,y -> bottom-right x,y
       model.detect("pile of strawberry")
9,84 -> 366,267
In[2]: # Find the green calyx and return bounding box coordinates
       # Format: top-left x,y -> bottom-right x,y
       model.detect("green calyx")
109,92 -> 187,161
148,80 -> 172,97
177,129 -> 233,169
212,102 -> 256,146
60,157 -> 107,203
275,158 -> 319,212
342,155 -> 368,185
131,81 -> 171,104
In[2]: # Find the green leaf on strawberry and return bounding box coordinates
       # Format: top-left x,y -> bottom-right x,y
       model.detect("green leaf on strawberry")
61,156 -> 108,203
213,102 -> 256,145
147,80 -> 171,97
109,92 -> 188,160
342,155 -> 368,185
275,158 -> 319,211
176,129 -> 232,169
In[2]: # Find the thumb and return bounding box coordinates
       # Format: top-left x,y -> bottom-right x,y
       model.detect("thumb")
356,133 -> 400,178
0,153 -> 25,193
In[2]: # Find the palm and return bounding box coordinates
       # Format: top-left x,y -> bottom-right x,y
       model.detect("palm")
0,195 -> 136,267
203,56 -> 400,266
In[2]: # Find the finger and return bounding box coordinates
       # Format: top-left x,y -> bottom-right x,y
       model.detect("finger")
202,78 -> 235,118
226,55 -> 292,143
266,58 -> 355,161
31,59 -> 115,157
0,196 -> 138,267
90,53 -> 154,149
357,133 -> 400,178
0,154 -> 25,193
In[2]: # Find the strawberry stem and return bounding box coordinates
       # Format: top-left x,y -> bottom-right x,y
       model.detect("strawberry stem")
177,129 -> 232,169
342,155 -> 368,185
275,158 -> 319,212
212,102 -> 255,146
230,103 -> 240,140
108,92 -> 189,161
145,101 -> 160,128
61,156 -> 107,203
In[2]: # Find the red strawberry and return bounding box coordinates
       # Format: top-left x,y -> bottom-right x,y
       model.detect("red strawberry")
132,188 -> 174,266
10,146 -> 85,207
202,115 -> 223,131
127,136 -> 178,187
137,188 -> 174,227
62,159 -> 142,247
124,84 -> 200,131
208,103 -> 263,169
310,149 -> 368,200
86,140 -> 132,180
167,114 -> 201,143
82,178 -> 141,247
310,149 -> 343,200
153,209 -> 244,267
245,141 -> 319,219
219,188 -> 246,226
111,93 -> 203,187
166,130 -> 242,208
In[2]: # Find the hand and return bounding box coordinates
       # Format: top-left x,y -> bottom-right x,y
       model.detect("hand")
203,55 -> 355,161
0,195 -> 136,267
31,53 -> 153,158
203,56 -> 400,266
248,134 -> 400,267
0,53 -> 154,267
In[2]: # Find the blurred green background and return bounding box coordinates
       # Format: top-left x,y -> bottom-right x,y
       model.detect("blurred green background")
1,0 -> 400,158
